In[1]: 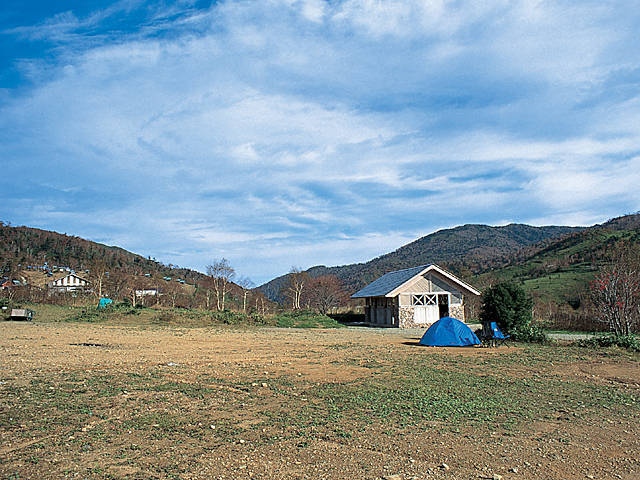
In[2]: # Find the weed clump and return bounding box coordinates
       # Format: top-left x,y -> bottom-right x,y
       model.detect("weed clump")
578,334 -> 640,352
71,302 -> 140,322
273,310 -> 344,328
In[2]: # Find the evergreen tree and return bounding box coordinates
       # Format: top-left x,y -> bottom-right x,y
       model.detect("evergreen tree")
480,282 -> 540,341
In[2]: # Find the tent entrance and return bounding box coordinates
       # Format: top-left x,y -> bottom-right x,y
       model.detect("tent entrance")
412,293 -> 449,324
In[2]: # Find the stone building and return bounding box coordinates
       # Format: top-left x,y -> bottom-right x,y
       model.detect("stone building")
351,264 -> 481,328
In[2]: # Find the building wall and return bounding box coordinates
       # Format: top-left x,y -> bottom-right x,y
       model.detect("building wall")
365,297 -> 398,327
449,304 -> 465,321
53,275 -> 87,287
399,306 -> 416,328
49,274 -> 89,293
394,292 -> 469,328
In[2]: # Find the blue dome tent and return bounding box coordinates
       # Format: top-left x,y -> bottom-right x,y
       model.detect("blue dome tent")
419,316 -> 480,347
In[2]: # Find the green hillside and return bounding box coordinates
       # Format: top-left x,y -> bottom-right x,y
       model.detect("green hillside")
474,215 -> 640,306
260,214 -> 640,313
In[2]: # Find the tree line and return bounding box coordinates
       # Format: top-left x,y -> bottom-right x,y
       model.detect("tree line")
1,254 -> 352,317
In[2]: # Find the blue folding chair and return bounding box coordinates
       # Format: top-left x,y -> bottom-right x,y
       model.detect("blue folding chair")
490,322 -> 511,347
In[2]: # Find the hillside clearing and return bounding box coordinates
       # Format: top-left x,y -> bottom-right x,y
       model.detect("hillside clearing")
1,321 -> 638,480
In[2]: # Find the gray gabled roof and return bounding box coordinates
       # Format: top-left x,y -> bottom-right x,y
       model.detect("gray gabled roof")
351,264 -> 481,298
351,265 -> 433,298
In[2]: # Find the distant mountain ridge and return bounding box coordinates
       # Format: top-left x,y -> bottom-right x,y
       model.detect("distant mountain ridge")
258,213 -> 640,303
3,214 -> 639,308
258,223 -> 585,301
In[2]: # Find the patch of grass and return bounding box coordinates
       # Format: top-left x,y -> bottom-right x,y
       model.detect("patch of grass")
149,381 -> 218,399
273,310 -> 345,328
277,345 -> 640,439
122,413 -> 194,439
523,269 -> 594,304
69,302 -> 143,323
24,302 -> 350,329
16,303 -> 86,322
208,310 -> 260,325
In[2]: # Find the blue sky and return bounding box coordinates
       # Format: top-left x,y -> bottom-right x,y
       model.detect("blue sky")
1,0 -> 639,284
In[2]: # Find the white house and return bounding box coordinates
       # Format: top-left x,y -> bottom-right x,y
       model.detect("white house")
135,288 -> 159,298
49,273 -> 90,293
351,264 -> 481,328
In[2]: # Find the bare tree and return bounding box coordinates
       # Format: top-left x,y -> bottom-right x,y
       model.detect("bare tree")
237,276 -> 254,314
284,267 -> 308,310
306,275 -> 348,315
206,258 -> 236,311
88,260 -> 110,299
197,276 -> 215,310
108,271 -> 130,302
253,290 -> 269,315
590,244 -> 640,336
161,281 -> 181,308
127,282 -> 138,308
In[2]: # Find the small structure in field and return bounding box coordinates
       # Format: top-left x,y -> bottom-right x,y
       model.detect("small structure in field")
135,288 -> 159,298
351,264 -> 481,328
98,298 -> 113,309
9,308 -> 35,321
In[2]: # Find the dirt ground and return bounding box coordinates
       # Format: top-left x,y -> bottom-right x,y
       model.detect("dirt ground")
1,321 -> 638,480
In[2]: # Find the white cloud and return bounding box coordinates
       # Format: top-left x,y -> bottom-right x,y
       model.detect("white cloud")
1,0 -> 640,283
332,0 -> 467,38
299,0 -> 326,24
531,155 -> 640,209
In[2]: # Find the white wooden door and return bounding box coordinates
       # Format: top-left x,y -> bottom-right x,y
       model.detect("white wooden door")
412,294 -> 440,324
414,305 -> 440,324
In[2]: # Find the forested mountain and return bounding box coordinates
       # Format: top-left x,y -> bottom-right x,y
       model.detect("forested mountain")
259,223 -> 584,301
260,214 -> 640,305
0,222 -> 204,284
475,214 -> 640,305
3,213 -> 639,311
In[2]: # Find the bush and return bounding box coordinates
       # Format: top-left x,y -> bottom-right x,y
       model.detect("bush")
577,334 -> 640,352
514,323 -> 548,343
209,310 -> 245,325
69,301 -> 141,322
273,310 -> 344,328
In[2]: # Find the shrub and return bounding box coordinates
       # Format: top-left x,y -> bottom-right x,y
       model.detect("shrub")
514,323 -> 548,344
273,310 -> 344,328
577,334 -> 640,352
209,310 -> 245,325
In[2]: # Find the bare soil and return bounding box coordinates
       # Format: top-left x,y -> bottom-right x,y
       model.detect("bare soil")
1,321 -> 638,479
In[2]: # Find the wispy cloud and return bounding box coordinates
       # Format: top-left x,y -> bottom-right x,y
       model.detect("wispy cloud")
1,0 -> 639,283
